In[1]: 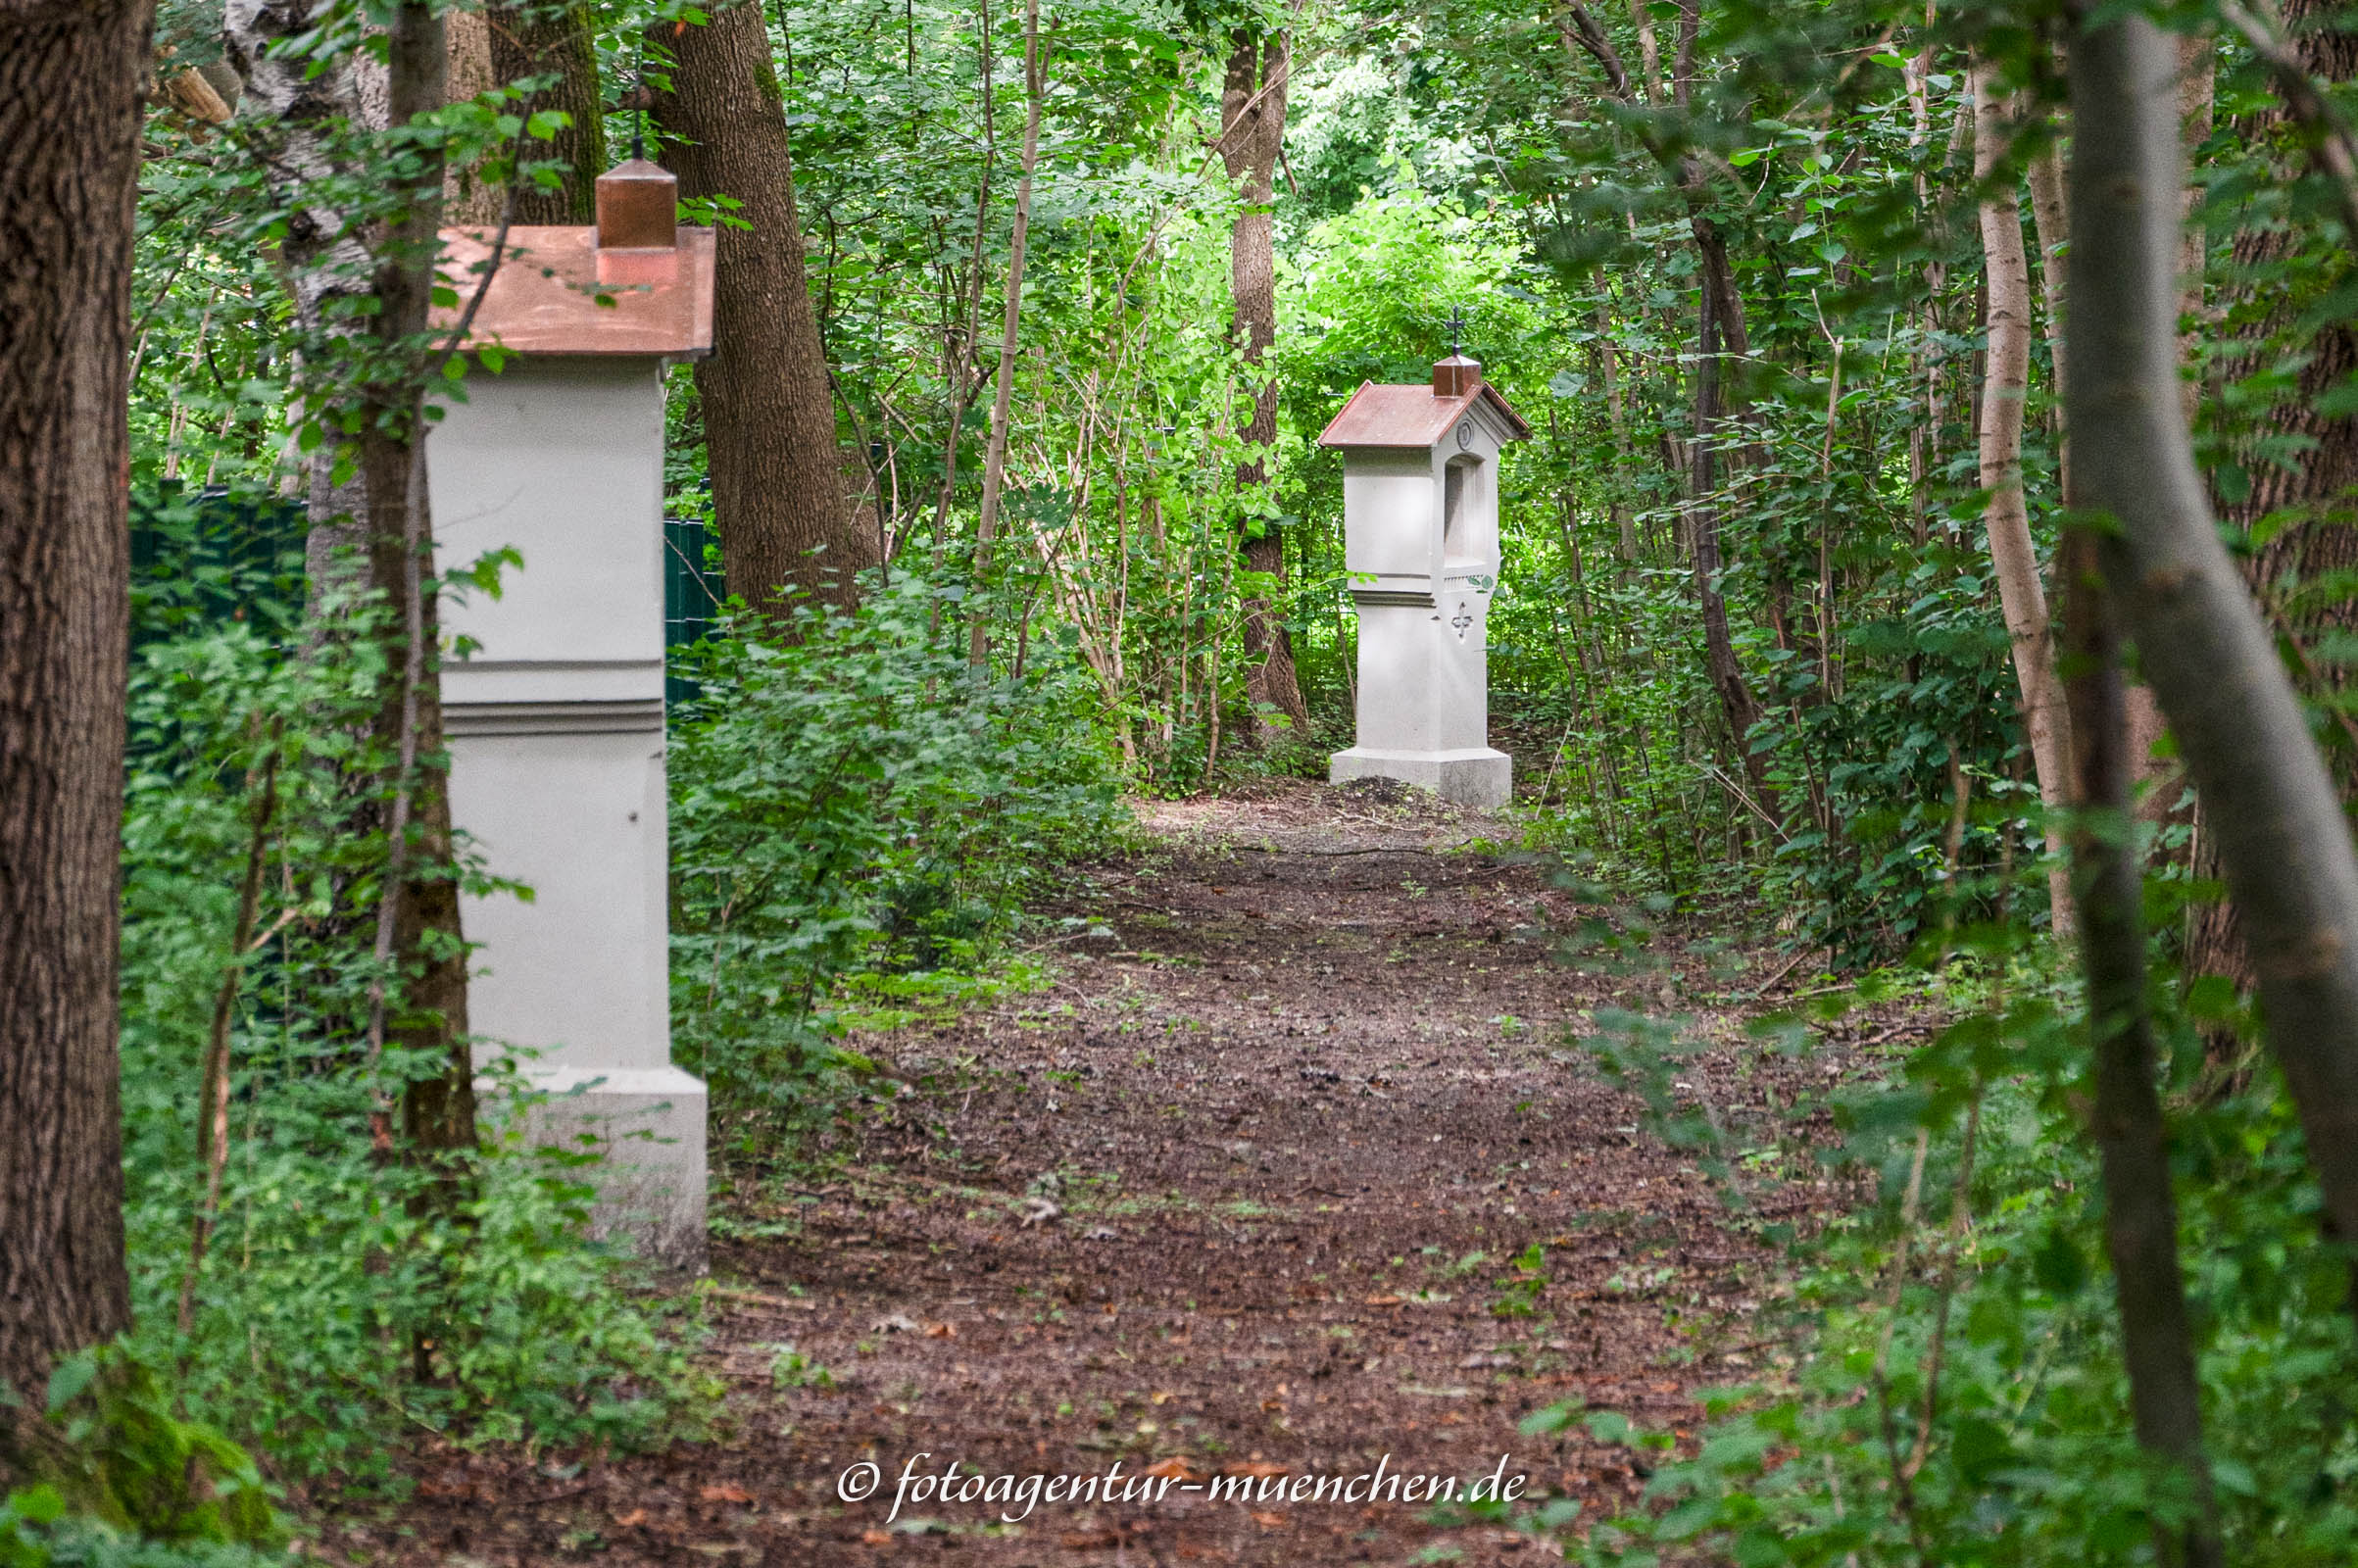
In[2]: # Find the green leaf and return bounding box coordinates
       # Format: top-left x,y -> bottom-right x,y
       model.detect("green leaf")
42,1352 -> 95,1415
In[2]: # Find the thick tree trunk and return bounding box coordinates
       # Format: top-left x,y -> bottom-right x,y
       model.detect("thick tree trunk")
1221,27 -> 1309,740
2060,532 -> 2223,1568
2186,0 -> 2358,1000
488,2 -> 608,224
650,3 -> 861,617
0,0 -> 147,1415
443,8 -> 504,225
968,0 -> 1041,669
1974,58 -> 2077,936
2068,5 -> 2358,1302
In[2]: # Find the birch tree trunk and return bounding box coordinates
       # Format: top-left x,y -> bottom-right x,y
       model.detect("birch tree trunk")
0,0 -> 147,1414
968,0 -> 1042,669
2031,104 -> 2178,827
223,0 -> 390,580
2068,3 -> 2358,1305
1222,26 -> 1310,740
1973,57 -> 2076,936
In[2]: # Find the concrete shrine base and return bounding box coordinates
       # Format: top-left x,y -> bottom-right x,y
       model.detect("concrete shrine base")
1329,746 -> 1512,808
509,1064 -> 710,1272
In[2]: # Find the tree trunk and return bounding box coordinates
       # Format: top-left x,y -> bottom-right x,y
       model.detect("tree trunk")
2059,527 -> 2223,1568
650,2 -> 860,618
369,2 -> 478,1180
2032,101 -> 2179,829
2186,0 -> 2358,1001
1597,297 -> 1638,575
224,0 -> 476,1176
488,2 -> 609,224
1974,57 -> 2077,936
0,0 -> 146,1416
2068,3 -> 2358,1303
224,0 -> 392,580
968,0 -> 1042,669
1627,0 -> 1664,104
1692,274 -> 1776,813
443,8 -> 504,224
1221,26 -> 1309,740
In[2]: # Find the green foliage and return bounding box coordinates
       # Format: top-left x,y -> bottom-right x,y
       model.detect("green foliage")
26,1349 -> 275,1551
668,573 -> 1126,1133
117,493 -> 695,1490
0,1485 -> 282,1568
1546,937 -> 2358,1567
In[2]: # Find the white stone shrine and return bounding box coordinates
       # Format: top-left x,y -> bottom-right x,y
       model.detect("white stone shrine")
1318,351 -> 1530,808
425,160 -> 716,1267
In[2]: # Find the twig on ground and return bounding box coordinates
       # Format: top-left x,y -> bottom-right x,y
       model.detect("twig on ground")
1749,947 -> 1818,995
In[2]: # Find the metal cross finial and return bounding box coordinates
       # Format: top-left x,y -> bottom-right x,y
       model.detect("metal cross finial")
1448,306 -> 1465,358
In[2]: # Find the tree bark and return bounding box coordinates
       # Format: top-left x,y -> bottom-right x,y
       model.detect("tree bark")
2068,3 -> 2358,1305
650,2 -> 861,618
1974,57 -> 2077,935
224,0 -> 390,580
224,0 -> 476,1175
2059,527 -> 2223,1568
1627,0 -> 1664,104
1597,297 -> 1638,575
968,0 -> 1042,669
488,2 -> 609,224
370,2 -> 478,1179
2186,0 -> 2358,1000
1692,274 -> 1776,813
2032,99 -> 2179,828
443,8 -> 505,225
1221,26 -> 1309,740
0,0 -> 147,1416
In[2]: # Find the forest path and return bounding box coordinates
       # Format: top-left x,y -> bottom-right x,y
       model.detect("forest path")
401,781 -> 1852,1567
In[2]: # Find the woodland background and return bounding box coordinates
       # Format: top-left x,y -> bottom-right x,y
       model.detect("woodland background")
4,0 -> 2358,1563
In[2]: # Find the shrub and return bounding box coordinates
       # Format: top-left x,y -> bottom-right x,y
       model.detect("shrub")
668,573 -> 1127,1131
116,489 -> 695,1491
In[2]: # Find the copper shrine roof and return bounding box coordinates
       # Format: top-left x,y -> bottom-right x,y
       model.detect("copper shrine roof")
428,224 -> 716,358
1316,378 -> 1532,450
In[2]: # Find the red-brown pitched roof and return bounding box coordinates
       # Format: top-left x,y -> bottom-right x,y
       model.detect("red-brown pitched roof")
429,225 -> 715,358
1316,379 -> 1532,449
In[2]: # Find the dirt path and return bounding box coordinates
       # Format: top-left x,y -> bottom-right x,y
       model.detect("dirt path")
394,782 -> 1852,1567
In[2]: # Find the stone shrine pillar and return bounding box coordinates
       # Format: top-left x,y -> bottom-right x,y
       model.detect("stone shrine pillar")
424,161 -> 717,1268
1318,352 -> 1530,808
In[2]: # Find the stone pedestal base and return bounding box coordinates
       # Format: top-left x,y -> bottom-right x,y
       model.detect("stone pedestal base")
1330,746 -> 1512,808
516,1064 -> 709,1271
